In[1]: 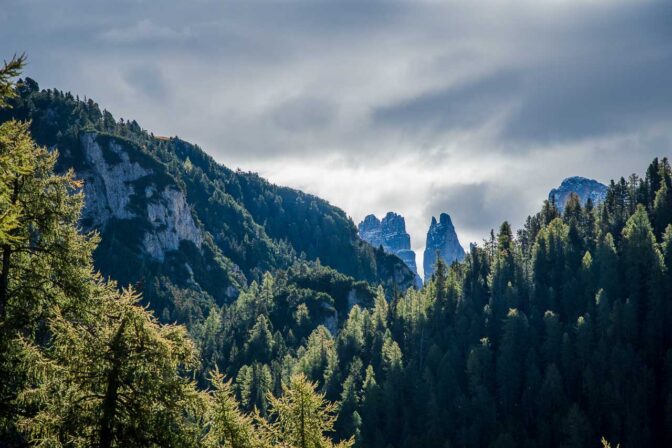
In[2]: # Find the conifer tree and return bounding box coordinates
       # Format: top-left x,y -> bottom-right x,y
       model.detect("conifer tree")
205,370 -> 266,448
621,205 -> 664,349
16,289 -> 205,447
0,53 -> 101,440
268,373 -> 353,448
237,362 -> 273,416
0,55 -> 24,108
654,180 -> 672,236
0,55 -> 208,447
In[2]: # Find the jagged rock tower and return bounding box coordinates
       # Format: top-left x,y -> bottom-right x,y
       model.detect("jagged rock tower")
423,213 -> 465,281
359,212 -> 422,287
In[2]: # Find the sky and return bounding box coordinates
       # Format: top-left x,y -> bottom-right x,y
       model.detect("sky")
3,0 -> 672,277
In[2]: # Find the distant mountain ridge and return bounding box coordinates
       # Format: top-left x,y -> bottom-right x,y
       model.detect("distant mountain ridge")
423,213 -> 465,280
358,212 -> 422,287
549,176 -> 608,212
0,79 -> 416,320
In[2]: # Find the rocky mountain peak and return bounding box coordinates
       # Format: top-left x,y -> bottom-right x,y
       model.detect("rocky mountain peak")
361,214 -> 381,228
358,212 -> 421,287
549,176 -> 608,212
439,212 -> 453,226
423,213 -> 465,281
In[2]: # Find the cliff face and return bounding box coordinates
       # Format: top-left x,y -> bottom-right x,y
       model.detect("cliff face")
78,133 -> 203,261
423,213 -> 465,281
142,187 -> 203,261
66,132 -> 241,309
549,176 -> 607,212
358,215 -> 384,248
78,132 -> 149,225
358,212 -> 422,287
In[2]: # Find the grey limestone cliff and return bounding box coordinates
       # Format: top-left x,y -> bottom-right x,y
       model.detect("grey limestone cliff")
78,132 -> 203,261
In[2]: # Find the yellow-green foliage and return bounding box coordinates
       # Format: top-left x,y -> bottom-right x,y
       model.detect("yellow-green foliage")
267,373 -> 353,448
16,289 -> 205,447
0,56 -> 350,448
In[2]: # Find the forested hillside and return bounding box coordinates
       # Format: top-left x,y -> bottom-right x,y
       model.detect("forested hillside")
2,54 -> 672,448
0,56 -> 353,448
0,78 -> 415,327
196,155 -> 672,447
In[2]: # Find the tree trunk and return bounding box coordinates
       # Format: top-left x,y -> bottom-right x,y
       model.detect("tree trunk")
100,318 -> 126,448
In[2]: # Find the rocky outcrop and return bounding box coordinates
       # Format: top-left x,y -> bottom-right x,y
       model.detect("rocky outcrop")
358,215 -> 385,248
549,176 -> 608,212
78,132 -> 203,261
423,213 -> 465,281
79,132 -> 149,226
142,187 -> 203,260
358,212 -> 421,287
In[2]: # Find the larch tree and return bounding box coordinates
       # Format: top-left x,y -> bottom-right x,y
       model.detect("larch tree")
268,373 -> 353,448
17,289 -> 206,447
205,370 -> 267,448
0,55 -> 205,447
0,53 -> 101,440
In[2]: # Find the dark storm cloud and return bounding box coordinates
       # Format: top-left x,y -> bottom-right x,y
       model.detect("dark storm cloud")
367,0 -> 672,150
373,71 -> 519,136
271,96 -> 337,132
124,65 -> 169,101
4,0 -> 672,157
501,2 -> 672,145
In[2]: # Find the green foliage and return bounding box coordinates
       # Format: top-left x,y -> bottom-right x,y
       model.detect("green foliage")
267,373 -> 353,448
205,370 -> 265,448
0,62 -> 351,448
0,64 -> 205,446
0,55 -> 25,108
16,290 -> 205,447
216,155 -> 672,448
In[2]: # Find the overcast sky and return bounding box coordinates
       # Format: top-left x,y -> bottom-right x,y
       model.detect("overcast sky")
3,0 -> 672,276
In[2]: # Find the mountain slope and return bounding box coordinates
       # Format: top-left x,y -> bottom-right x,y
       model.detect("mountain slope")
0,79 -> 415,318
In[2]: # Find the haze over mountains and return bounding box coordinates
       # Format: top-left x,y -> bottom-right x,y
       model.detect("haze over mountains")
2,77 -> 613,300
358,212 -> 465,282
4,0 -> 670,275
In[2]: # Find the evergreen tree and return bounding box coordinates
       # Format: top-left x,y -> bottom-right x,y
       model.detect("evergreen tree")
268,373 -> 353,448
654,178 -> 672,236
17,289 -> 205,447
205,370 -> 266,448
0,55 -> 101,440
621,205 -> 664,352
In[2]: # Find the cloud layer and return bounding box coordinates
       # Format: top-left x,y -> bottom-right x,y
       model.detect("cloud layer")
3,0 -> 671,276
